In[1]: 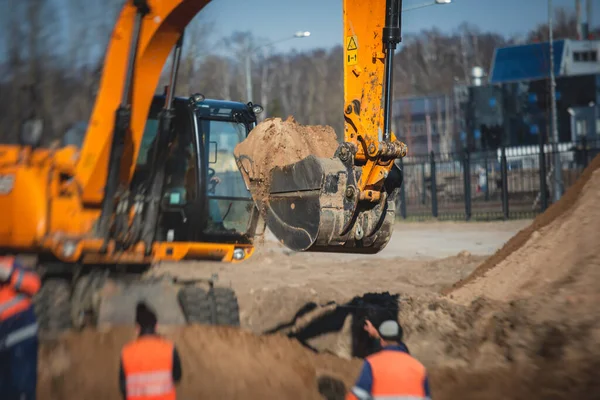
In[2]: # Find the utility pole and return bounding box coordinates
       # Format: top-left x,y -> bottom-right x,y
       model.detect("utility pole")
244,31 -> 310,103
402,0 -> 451,12
576,0 -> 582,40
245,45 -> 253,103
548,0 -> 562,202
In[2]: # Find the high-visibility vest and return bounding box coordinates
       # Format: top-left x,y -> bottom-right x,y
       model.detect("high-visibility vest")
348,348 -> 429,400
0,256 -> 41,322
121,336 -> 177,400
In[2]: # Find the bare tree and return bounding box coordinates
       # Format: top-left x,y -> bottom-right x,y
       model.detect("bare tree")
0,2 -> 581,147
527,7 -> 579,41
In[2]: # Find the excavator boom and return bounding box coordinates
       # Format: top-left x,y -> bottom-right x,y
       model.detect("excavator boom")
75,0 -> 211,207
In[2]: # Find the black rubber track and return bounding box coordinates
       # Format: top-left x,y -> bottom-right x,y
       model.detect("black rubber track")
178,286 -> 213,325
211,287 -> 240,327
33,278 -> 72,338
178,285 -> 240,327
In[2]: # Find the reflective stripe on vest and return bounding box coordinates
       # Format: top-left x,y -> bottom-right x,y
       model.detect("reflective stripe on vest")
4,322 -> 38,348
14,270 -> 25,291
126,370 -> 174,397
0,294 -> 27,314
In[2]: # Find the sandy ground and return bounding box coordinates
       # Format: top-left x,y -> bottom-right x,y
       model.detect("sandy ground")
277,219 -> 531,260
153,220 -> 528,333
39,220 -> 527,400
38,155 -> 600,400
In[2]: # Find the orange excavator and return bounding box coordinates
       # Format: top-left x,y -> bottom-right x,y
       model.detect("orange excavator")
0,0 -> 407,336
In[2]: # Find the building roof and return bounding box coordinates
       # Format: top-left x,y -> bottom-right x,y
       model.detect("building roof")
489,40 -> 565,84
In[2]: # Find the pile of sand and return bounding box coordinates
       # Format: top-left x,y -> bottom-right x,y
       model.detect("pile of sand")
38,325 -> 361,400
447,153 -> 600,299
449,153 -> 600,304
234,116 -> 339,203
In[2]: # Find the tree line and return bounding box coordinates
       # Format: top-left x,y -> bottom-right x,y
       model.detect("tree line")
0,0 -> 591,144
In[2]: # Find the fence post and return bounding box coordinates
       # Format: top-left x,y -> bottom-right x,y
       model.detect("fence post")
430,151 -> 438,218
399,158 -> 407,219
582,135 -> 589,169
463,148 -> 472,221
500,145 -> 509,220
539,133 -> 548,212
421,162 -> 426,205
484,152 -> 490,201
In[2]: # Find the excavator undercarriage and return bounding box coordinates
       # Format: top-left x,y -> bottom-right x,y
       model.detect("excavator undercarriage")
33,266 -> 239,338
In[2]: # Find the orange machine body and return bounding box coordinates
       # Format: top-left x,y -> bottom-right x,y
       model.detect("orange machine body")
0,142 -> 253,264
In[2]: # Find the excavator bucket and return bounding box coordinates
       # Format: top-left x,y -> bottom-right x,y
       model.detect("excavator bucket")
236,147 -> 404,254
267,155 -> 403,253
236,0 -> 407,254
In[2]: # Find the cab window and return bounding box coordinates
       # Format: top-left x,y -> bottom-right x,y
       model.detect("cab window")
198,117 -> 254,235
135,106 -> 198,202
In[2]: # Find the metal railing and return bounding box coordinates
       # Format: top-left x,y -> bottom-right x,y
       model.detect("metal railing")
396,137 -> 600,221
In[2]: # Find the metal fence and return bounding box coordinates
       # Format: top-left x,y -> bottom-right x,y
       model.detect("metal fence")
396,137 -> 600,221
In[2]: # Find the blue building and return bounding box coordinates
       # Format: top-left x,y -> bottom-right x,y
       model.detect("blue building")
392,39 -> 600,156
483,39 -> 600,148
489,39 -> 599,84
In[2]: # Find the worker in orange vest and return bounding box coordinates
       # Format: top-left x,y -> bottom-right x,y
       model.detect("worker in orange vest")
346,319 -> 432,400
119,301 -> 182,400
0,256 -> 41,400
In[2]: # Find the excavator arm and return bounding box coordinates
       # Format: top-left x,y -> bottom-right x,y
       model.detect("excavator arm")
243,0 -> 407,253
67,0 -> 405,256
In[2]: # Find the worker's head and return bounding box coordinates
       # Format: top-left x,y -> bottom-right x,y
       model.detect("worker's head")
377,320 -> 403,347
135,301 -> 158,335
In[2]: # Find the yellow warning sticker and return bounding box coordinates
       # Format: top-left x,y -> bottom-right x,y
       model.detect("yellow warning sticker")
346,35 -> 358,65
346,36 -> 358,51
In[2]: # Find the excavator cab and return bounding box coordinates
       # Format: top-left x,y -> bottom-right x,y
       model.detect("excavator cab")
131,95 -> 262,247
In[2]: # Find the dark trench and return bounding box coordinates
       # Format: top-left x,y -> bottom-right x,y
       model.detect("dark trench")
264,292 -> 400,358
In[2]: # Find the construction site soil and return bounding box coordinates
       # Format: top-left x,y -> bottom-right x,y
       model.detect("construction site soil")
234,116 -> 339,205
38,153 -> 600,400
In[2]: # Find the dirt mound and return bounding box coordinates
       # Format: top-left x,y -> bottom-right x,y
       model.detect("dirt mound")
449,154 -> 600,303
38,325 -> 361,400
39,289 -> 600,400
447,154 -> 600,295
234,116 -> 339,202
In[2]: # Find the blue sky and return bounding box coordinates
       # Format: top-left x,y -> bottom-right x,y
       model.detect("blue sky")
1,0 -> 597,62
200,0 -> 599,52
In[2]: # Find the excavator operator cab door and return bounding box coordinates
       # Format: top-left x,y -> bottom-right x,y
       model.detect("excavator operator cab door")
191,98 -> 261,244
133,96 -> 200,243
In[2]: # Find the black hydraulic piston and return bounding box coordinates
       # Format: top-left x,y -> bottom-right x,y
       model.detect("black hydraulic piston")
98,0 -> 150,247
382,0 -> 403,142
140,33 -> 185,255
